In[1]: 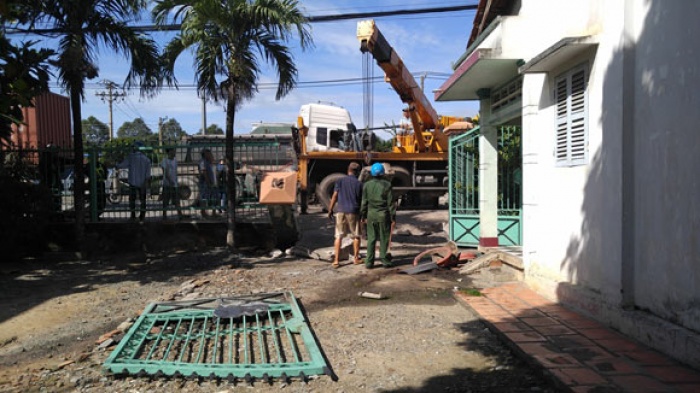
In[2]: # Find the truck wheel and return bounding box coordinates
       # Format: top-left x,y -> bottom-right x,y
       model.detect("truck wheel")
316,173 -> 345,212
107,193 -> 122,205
233,176 -> 244,205
178,177 -> 199,208
391,166 -> 412,202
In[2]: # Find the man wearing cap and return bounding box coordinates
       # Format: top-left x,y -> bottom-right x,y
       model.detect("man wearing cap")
117,141 -> 152,221
360,163 -> 396,269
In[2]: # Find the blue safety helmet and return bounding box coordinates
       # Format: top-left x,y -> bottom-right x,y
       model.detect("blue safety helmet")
370,163 -> 385,177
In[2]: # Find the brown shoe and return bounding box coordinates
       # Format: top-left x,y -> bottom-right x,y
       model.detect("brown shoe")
332,262 -> 340,269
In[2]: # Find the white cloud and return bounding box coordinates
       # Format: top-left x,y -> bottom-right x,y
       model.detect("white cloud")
72,1 -> 479,137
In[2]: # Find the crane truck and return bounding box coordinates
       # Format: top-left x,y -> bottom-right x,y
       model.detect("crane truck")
294,20 -> 471,213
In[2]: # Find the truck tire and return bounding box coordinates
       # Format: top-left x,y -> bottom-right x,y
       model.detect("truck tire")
178,177 -> 199,208
316,173 -> 345,212
107,193 -> 122,205
390,166 -> 412,202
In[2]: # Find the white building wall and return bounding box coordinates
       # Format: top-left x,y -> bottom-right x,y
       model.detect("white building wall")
511,0 -> 626,309
461,0 -> 700,366
631,1 -> 700,332
520,0 -> 700,336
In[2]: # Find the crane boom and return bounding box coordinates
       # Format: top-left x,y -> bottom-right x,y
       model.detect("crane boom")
357,19 -> 448,152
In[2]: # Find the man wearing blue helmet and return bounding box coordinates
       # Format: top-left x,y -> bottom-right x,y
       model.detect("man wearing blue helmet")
360,162 -> 396,268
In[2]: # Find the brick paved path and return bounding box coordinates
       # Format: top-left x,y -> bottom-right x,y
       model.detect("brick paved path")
455,283 -> 700,393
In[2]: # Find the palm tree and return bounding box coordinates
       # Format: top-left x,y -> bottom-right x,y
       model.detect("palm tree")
153,0 -> 312,249
30,0 -> 161,242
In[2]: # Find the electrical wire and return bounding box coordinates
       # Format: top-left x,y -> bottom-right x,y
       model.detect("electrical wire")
6,4 -> 478,35
50,72 -> 449,91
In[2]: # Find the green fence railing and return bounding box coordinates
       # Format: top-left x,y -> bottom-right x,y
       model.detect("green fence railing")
1,137 -> 294,224
448,125 -> 523,247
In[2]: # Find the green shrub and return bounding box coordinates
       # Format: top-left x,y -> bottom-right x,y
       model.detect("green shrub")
0,175 -> 52,259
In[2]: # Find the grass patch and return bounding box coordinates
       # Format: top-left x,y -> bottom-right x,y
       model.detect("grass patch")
459,288 -> 482,297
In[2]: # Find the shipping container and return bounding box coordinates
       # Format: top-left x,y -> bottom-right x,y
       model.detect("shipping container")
10,92 -> 72,149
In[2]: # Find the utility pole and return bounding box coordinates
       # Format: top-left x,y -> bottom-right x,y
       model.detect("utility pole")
158,117 -> 164,146
95,80 -> 126,140
201,93 -> 207,135
158,116 -> 170,146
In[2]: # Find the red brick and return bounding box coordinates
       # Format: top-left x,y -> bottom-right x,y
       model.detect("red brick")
486,315 -> 520,323
548,310 -> 583,320
516,342 -> 561,356
499,282 -> 521,290
609,375 -> 670,393
491,321 -> 533,333
578,328 -> 624,340
549,367 -> 607,386
516,309 -> 547,318
538,305 -> 573,315
560,318 -> 605,330
566,346 -> 614,363
644,366 -> 700,383
547,334 -> 596,350
471,306 -> 511,317
595,338 -> 643,352
504,331 -> 547,342
587,357 -> 641,375
621,350 -> 675,366
520,316 -> 560,327
533,324 -> 577,336
533,353 -> 582,369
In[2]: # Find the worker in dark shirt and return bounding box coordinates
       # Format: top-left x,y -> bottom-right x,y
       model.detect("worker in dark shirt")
327,162 -> 363,268
360,163 -> 396,269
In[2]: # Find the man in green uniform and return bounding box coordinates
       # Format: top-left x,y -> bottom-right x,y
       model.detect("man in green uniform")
360,163 -> 396,269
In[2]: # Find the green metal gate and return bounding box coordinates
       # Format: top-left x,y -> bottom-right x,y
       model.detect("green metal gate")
448,126 -> 522,247
104,292 -> 330,381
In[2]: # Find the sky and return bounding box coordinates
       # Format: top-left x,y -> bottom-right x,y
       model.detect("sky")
35,0 -> 481,139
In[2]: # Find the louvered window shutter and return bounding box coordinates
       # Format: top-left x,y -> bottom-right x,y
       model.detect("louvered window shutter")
554,66 -> 588,166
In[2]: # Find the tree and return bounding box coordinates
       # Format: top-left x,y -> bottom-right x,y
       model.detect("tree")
374,136 -> 393,152
160,118 -> 187,142
203,124 -> 224,136
28,0 -> 162,244
117,117 -> 153,139
0,1 -> 53,146
154,0 -> 312,249
81,116 -> 109,146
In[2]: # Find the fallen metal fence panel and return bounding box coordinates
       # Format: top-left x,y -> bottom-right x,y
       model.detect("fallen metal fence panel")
104,292 -> 330,381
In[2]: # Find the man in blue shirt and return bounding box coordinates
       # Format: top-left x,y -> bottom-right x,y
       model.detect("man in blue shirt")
327,162 -> 363,268
117,141 -> 152,221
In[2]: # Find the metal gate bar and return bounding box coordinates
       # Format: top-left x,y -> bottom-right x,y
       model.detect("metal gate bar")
449,126 -> 523,247
104,292 -> 330,380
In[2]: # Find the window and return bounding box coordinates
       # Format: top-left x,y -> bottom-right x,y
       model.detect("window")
315,127 -> 327,146
554,65 -> 588,166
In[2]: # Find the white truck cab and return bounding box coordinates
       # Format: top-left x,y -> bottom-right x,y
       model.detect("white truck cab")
299,103 -> 356,152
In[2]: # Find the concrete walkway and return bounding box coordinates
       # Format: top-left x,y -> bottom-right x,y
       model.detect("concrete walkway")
455,282 -> 700,393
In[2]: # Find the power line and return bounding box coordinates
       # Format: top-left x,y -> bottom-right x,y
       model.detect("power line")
51,72 -> 450,91
6,4 -> 478,35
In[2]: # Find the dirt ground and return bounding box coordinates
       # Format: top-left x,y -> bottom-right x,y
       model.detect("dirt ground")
0,206 -> 559,393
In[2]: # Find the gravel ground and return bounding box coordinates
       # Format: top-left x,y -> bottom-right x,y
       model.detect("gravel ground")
0,206 -> 559,393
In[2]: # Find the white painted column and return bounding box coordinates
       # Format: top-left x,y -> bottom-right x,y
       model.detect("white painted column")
478,89 -> 499,248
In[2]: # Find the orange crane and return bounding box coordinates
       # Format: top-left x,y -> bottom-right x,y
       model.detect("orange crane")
357,19 -> 467,154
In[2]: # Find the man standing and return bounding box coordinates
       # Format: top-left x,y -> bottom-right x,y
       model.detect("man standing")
360,162 -> 396,269
161,148 -> 183,219
198,149 -> 218,217
327,162 -> 363,268
117,141 -> 151,221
